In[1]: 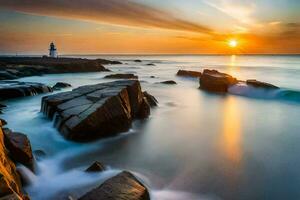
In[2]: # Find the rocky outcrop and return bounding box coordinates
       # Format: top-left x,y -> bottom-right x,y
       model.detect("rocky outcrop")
104,74 -> 138,79
3,130 -> 34,172
79,171 -> 150,200
199,69 -> 238,92
177,70 -> 202,78
143,91 -> 158,107
0,57 -> 119,80
85,161 -> 106,172
246,79 -> 279,89
159,80 -> 177,85
0,81 -> 52,100
53,82 -> 72,90
41,80 -> 155,142
0,121 -> 24,199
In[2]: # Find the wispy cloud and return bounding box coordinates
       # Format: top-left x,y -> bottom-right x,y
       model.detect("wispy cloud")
0,0 -> 213,34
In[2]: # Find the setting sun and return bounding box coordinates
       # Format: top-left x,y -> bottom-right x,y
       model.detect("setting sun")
229,40 -> 238,48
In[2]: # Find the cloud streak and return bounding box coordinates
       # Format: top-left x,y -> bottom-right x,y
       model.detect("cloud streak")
0,0 -> 212,34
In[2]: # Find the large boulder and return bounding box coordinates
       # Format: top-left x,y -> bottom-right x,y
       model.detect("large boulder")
0,122 -> 24,199
3,130 -> 34,172
79,171 -> 150,200
177,70 -> 202,78
246,79 -> 279,89
199,69 -> 238,92
0,81 -> 53,100
41,80 -> 155,142
104,74 -> 138,79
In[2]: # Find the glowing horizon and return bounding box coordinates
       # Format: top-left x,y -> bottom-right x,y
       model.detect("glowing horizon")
0,0 -> 299,55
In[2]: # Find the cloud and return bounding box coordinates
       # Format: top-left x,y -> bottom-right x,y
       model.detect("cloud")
0,0 -> 212,34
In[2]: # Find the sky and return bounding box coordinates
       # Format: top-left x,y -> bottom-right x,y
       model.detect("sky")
0,0 -> 299,55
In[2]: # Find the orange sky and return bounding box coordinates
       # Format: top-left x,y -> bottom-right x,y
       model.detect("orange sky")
0,0 -> 299,54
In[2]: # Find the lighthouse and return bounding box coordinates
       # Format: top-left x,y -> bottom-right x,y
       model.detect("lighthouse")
49,42 -> 57,58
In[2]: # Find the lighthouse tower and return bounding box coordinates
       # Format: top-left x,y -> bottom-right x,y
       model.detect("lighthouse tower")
49,42 -> 57,58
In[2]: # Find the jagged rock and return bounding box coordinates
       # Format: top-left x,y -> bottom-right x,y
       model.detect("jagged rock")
0,122 -> 23,198
79,171 -> 150,200
104,74 -> 138,79
160,80 -> 177,85
246,79 -> 279,89
53,82 -> 72,90
177,70 -> 202,78
137,98 -> 151,119
41,80 -> 155,142
199,69 -> 238,92
4,130 -> 34,171
85,161 -> 106,172
143,91 -> 158,107
0,81 -> 53,100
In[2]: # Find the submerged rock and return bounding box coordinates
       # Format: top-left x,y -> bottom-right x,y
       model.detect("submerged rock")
0,81 -> 52,100
4,130 -> 34,171
199,69 -> 238,92
159,80 -> 177,85
146,63 -> 155,66
104,74 -> 138,79
246,79 -> 279,89
134,60 -> 142,63
85,161 -> 106,172
53,82 -> 72,90
79,171 -> 150,200
177,70 -> 202,78
41,80 -> 155,142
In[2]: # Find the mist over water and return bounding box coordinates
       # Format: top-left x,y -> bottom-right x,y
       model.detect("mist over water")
2,55 -> 300,200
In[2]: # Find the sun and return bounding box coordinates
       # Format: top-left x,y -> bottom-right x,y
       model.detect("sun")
228,39 -> 238,48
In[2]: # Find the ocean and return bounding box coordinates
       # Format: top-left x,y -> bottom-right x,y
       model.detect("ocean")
2,55 -> 300,200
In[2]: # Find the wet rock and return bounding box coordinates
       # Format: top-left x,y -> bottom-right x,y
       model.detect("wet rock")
4,130 -> 34,171
85,161 -> 106,172
0,81 -> 53,100
104,74 -> 138,79
150,76 -> 155,78
143,91 -> 158,107
41,80 -> 155,142
79,171 -> 150,200
33,150 -> 46,161
146,63 -> 155,66
134,60 -> 142,63
0,123 -> 23,198
246,79 -> 279,89
177,70 -> 202,78
160,80 -> 177,85
53,82 -> 72,90
0,103 -> 6,108
137,98 -> 151,119
0,118 -> 7,126
199,69 -> 238,92
0,71 -> 18,80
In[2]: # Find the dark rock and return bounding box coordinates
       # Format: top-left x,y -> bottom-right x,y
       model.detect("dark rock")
104,74 -> 138,79
150,76 -> 155,78
246,79 -> 279,89
177,70 -> 202,78
0,81 -> 53,100
4,130 -> 34,171
53,82 -> 72,90
137,98 -> 151,119
0,103 -> 6,108
41,80 -> 155,142
134,60 -> 142,63
160,80 -> 177,85
33,150 -> 46,161
143,91 -> 158,107
0,118 -> 7,126
79,171 -> 150,200
199,69 -> 238,92
0,71 -> 18,80
146,63 -> 155,66
85,161 -> 106,172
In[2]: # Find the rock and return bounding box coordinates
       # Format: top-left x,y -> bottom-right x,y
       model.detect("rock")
104,74 -> 138,79
0,123 -> 23,198
53,82 -> 72,90
246,79 -> 279,89
146,63 -> 155,66
160,80 -> 177,85
177,70 -> 202,78
0,193 -> 24,200
85,161 -> 106,172
4,130 -> 34,171
199,69 -> 238,92
0,103 -> 6,108
33,150 -> 46,161
137,98 -> 151,119
41,80 -> 155,142
0,81 -> 53,100
0,71 -> 18,80
79,171 -> 150,200
0,119 -> 7,126
134,60 -> 142,63
150,76 -> 155,78
143,91 -> 158,107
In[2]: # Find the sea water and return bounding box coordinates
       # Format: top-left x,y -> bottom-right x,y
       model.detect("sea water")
1,55 -> 300,200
